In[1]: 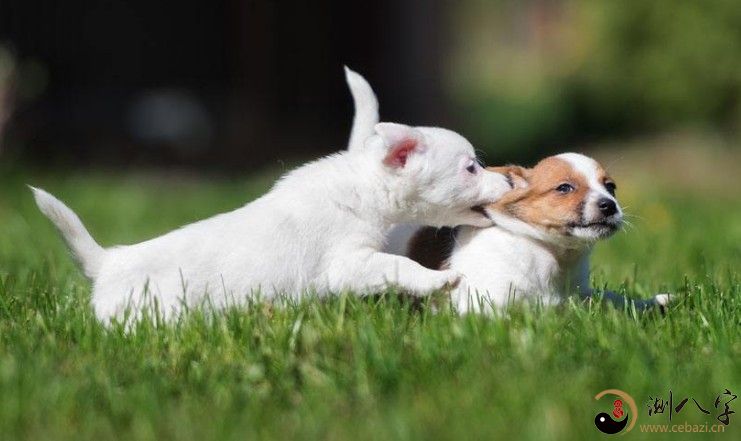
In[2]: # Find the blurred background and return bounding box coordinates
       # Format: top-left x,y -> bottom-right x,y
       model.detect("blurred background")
1,0 -> 740,169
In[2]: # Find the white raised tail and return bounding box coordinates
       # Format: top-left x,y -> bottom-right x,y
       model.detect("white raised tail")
30,186 -> 105,278
344,66 -> 380,151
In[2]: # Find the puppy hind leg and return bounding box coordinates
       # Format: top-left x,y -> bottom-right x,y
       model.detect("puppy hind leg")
580,288 -> 672,313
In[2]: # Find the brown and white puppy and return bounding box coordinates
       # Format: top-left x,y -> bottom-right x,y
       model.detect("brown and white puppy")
406,153 -> 671,313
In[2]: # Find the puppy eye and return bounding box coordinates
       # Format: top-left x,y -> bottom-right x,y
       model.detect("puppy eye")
466,162 -> 477,174
604,182 -> 617,196
556,183 -> 575,194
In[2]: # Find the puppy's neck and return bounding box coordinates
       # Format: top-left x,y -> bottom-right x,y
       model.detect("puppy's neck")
459,223 -> 589,268
454,224 -> 590,296
456,215 -> 592,297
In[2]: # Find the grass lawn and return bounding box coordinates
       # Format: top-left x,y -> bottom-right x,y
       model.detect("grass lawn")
0,137 -> 739,440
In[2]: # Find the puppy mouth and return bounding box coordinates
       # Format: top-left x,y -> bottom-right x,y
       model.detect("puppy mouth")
572,220 -> 618,228
568,219 -> 622,237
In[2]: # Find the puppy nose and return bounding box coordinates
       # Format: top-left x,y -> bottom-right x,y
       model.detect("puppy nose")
598,198 -> 617,216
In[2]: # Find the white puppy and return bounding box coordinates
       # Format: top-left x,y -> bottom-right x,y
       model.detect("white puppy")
406,156 -> 671,313
32,72 -> 511,322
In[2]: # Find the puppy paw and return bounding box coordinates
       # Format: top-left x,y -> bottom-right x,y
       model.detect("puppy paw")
442,270 -> 463,290
403,270 -> 463,297
653,293 -> 673,307
411,270 -> 462,295
645,293 -> 674,315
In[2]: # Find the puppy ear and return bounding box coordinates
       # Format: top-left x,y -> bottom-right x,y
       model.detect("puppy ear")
487,165 -> 530,189
375,123 -> 425,168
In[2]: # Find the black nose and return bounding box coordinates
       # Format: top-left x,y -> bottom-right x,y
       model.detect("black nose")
598,198 -> 617,216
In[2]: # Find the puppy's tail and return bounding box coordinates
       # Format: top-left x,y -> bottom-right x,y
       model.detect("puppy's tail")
30,186 -> 105,279
344,66 -> 379,151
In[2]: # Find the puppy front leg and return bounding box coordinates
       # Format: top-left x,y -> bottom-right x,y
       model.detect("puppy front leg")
340,252 -> 461,296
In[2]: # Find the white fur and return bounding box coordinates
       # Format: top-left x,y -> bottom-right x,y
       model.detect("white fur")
345,66 -> 379,152
448,226 -> 579,312
342,69 -> 442,254
33,112 -> 511,323
30,186 -> 105,278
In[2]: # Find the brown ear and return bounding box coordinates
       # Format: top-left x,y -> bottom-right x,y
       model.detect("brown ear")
487,165 -> 530,189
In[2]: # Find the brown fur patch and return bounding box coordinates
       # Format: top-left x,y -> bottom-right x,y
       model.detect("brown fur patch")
487,157 -> 592,234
